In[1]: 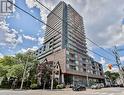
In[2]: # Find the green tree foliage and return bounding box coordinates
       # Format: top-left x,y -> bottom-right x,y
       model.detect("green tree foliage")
0,50 -> 39,82
7,64 -> 24,78
0,65 -> 10,77
0,56 -> 16,66
105,71 -> 119,83
37,63 -> 52,89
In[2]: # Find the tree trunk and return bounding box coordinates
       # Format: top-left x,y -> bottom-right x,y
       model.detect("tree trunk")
43,81 -> 46,89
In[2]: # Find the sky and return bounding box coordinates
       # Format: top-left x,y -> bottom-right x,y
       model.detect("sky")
0,0 -> 124,71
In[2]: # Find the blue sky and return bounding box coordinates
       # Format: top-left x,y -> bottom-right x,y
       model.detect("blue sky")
0,0 -> 45,56
0,0 -> 124,71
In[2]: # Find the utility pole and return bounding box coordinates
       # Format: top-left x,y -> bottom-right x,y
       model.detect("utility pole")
112,46 -> 124,86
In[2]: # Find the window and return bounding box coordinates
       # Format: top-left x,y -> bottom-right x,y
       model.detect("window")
49,45 -> 52,49
75,61 -> 78,64
99,64 -> 102,67
43,45 -> 46,51
82,58 -> 86,61
69,53 -> 75,58
75,55 -> 78,59
66,50 -> 69,55
82,64 -> 86,67
50,41 -> 52,44
83,68 -> 86,72
100,72 -> 103,76
70,65 -> 76,70
93,71 -> 96,74
69,59 -> 75,64
92,66 -> 95,69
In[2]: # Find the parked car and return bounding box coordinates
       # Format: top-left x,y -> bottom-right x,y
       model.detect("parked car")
111,83 -> 118,87
72,84 -> 86,91
119,84 -> 124,87
70,84 -> 74,88
91,84 -> 101,89
100,83 -> 104,88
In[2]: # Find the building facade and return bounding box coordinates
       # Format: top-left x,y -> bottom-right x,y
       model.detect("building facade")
34,1 -> 104,86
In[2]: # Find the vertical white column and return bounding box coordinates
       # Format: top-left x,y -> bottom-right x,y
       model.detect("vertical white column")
61,73 -> 65,84
73,75 -> 75,85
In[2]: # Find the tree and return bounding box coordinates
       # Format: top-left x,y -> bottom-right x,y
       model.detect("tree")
0,56 -> 16,66
7,64 -> 24,78
0,50 -> 39,89
15,51 -> 40,89
37,63 -> 52,89
105,71 -> 119,84
105,71 -> 111,78
111,72 -> 119,83
0,65 -> 9,77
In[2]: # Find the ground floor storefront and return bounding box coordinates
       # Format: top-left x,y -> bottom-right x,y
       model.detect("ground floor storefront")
63,74 -> 105,86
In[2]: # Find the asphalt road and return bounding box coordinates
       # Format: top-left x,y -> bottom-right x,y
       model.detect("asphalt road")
0,87 -> 124,95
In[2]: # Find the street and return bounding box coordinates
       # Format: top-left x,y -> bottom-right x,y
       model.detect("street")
0,87 -> 124,95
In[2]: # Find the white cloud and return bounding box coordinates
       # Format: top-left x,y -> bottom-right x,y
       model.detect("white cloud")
122,25 -> 124,33
0,43 -> 6,46
18,46 -> 38,53
26,0 -> 36,8
15,12 -> 21,19
0,19 -> 23,48
0,7 -> 23,49
41,25 -> 46,31
25,0 -> 54,30
23,34 -> 36,41
38,37 -> 44,45
30,10 -> 34,13
19,29 -> 23,33
25,0 -> 124,48
17,36 -> 23,44
99,57 -> 106,64
111,67 -> 119,73
0,53 -> 3,58
120,56 -> 124,62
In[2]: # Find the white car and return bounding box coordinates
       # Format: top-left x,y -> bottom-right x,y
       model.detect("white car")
91,84 -> 101,89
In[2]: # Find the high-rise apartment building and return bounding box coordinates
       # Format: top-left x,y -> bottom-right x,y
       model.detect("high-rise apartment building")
34,1 -> 104,86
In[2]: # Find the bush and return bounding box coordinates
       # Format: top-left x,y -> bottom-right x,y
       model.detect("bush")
56,84 -> 64,89
53,80 -> 58,89
0,77 -> 9,89
30,84 -> 38,89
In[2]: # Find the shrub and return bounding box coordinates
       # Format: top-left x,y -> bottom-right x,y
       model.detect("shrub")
30,83 -> 38,89
56,84 -> 64,89
0,77 -> 9,89
53,80 -> 58,89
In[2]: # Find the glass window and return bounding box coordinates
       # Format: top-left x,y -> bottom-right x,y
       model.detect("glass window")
83,68 -> 86,72
75,54 -> 78,58
69,65 -> 76,70
66,50 -> 69,55
76,66 -> 79,71
75,61 -> 78,64
43,45 -> 46,51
